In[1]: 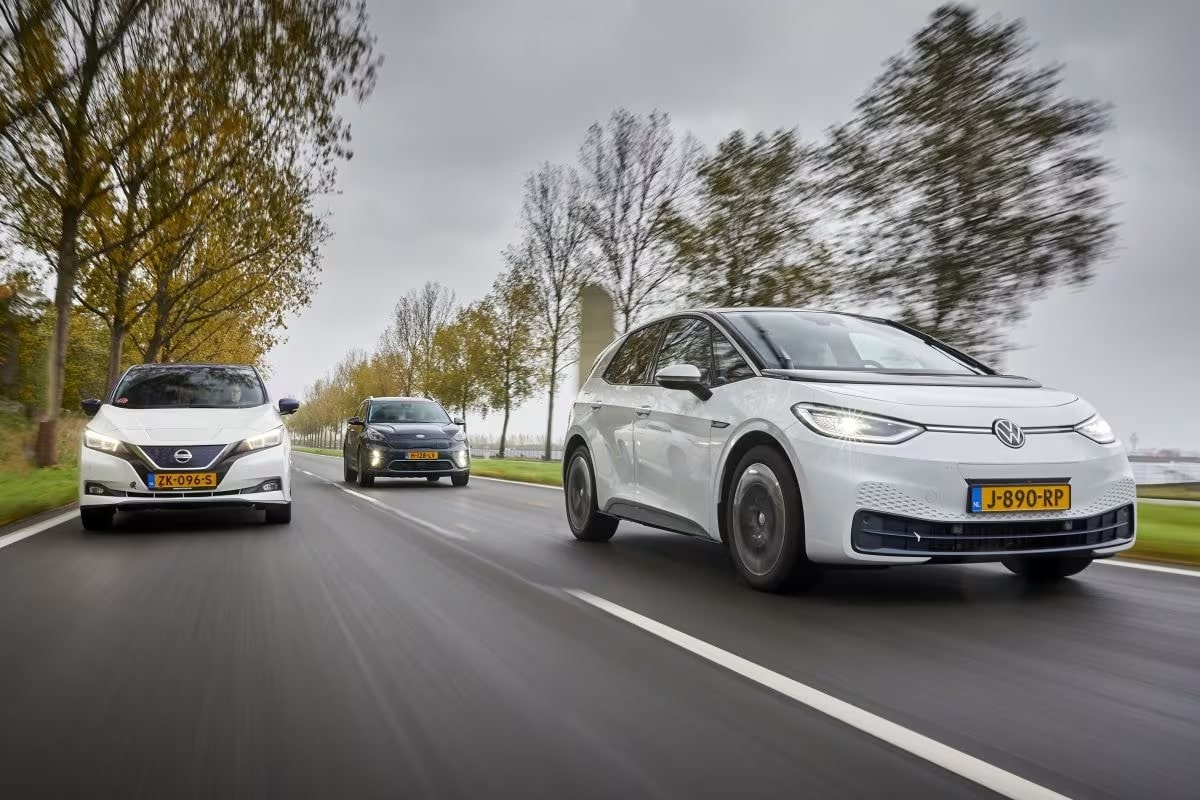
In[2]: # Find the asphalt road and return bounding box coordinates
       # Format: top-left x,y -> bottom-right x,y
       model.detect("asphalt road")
0,451 -> 1197,799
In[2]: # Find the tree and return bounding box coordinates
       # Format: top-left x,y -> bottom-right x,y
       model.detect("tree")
426,305 -> 491,421
823,3 -> 1115,358
512,162 -> 590,460
664,129 -> 835,308
480,269 -> 539,459
579,108 -> 698,333
381,281 -> 457,395
0,0 -> 379,465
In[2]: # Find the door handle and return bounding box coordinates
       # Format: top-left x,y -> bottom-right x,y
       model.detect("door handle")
635,406 -> 652,417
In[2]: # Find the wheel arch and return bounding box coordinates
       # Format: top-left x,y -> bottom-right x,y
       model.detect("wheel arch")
716,428 -> 803,545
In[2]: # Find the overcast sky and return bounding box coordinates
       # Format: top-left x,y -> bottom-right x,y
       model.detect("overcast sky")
263,0 -> 1200,451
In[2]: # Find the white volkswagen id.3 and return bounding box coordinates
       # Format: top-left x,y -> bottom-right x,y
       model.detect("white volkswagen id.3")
79,363 -> 299,530
562,309 -> 1135,592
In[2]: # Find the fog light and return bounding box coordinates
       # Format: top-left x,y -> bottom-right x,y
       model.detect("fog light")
950,524 -> 963,535
1116,507 -> 1130,523
88,485 -> 105,495
1063,521 -> 1073,531
262,482 -> 279,492
370,449 -> 384,466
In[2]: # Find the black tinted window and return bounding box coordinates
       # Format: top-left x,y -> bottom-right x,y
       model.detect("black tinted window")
113,366 -> 266,409
368,400 -> 450,424
712,335 -> 755,385
604,323 -> 664,385
655,318 -> 713,385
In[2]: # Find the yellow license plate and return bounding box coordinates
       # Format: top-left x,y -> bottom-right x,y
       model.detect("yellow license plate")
405,451 -> 439,460
970,484 -> 1070,513
150,472 -> 218,490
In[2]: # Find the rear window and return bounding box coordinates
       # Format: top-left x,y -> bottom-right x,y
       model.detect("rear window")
603,322 -> 664,385
113,366 -> 267,409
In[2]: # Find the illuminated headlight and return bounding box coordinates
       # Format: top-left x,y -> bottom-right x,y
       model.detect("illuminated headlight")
792,404 -> 923,444
1075,414 -> 1116,444
236,426 -> 284,453
453,430 -> 467,442
453,450 -> 470,467
364,427 -> 385,442
84,430 -> 127,455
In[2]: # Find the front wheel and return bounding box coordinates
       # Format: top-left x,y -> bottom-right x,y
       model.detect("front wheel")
564,448 -> 617,542
725,445 -> 816,593
1002,555 -> 1092,581
356,450 -> 375,488
264,503 -> 292,525
344,455 -> 358,484
80,507 -> 115,531
451,473 -> 469,487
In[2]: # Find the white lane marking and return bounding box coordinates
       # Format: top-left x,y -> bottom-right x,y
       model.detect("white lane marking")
0,511 -> 78,551
331,483 -> 468,541
566,589 -> 1070,800
1099,559 -> 1200,578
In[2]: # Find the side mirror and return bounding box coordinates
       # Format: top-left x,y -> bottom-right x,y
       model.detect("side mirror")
82,398 -> 102,417
278,398 -> 300,415
655,363 -> 712,401
347,416 -> 364,427
452,416 -> 466,427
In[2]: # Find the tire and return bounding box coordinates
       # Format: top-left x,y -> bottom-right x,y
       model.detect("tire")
80,507 -> 115,531
1002,555 -> 1092,582
724,445 -> 816,593
356,450 -> 375,488
264,503 -> 292,525
344,455 -> 358,484
564,448 -> 617,542
451,473 -> 469,487
427,476 -> 441,483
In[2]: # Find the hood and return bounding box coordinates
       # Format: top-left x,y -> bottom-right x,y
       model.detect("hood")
368,422 -> 462,439
87,404 -> 282,445
807,382 -> 1090,428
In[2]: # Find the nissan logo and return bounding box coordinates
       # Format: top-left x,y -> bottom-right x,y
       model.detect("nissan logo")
173,449 -> 193,464
415,434 -> 425,439
992,419 -> 1025,449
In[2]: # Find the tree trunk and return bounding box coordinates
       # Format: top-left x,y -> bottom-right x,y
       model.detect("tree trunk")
543,350 -> 558,461
106,324 -> 126,390
499,398 -> 511,459
35,210 -> 81,467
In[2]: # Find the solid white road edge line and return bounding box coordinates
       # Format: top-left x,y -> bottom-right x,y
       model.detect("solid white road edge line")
1097,559 -> 1200,578
0,511 -> 78,552
332,484 -> 469,541
566,588 -> 1071,800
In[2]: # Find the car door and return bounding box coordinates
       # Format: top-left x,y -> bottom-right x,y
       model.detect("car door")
579,321 -> 665,508
344,400 -> 366,461
634,316 -> 724,535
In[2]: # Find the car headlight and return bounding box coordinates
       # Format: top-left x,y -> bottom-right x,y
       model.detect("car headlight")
1075,414 -> 1116,445
236,426 -> 284,453
792,404 -> 923,444
453,430 -> 466,442
84,430 -> 127,455
364,427 -> 385,442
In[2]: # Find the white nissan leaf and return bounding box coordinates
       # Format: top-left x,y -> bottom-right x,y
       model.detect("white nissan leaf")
562,309 -> 1135,592
78,363 -> 299,530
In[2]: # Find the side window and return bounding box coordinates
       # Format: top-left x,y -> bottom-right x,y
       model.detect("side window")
712,334 -> 755,386
604,322 -> 665,385
356,401 -> 367,421
655,317 -> 714,385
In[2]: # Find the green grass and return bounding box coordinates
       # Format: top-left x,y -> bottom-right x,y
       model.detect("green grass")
1138,482 -> 1200,501
1128,503 -> 1200,566
0,466 -> 78,526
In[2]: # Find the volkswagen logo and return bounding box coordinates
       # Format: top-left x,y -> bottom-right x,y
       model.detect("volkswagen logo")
992,419 -> 1025,449
173,449 -> 193,464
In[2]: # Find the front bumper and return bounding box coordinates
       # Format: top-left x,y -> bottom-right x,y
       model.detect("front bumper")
787,424 -> 1137,565
79,445 -> 291,509
359,443 -> 470,478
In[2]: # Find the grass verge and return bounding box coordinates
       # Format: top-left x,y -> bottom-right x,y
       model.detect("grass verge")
294,447 -> 1197,567
0,466 -> 78,526
1137,482 -> 1200,502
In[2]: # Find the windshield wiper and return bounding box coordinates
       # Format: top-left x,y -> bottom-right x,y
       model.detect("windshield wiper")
745,317 -> 793,370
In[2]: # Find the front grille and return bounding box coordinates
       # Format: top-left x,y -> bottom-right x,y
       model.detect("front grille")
386,459 -> 455,472
386,437 -> 451,448
852,505 -> 1134,557
137,444 -> 227,469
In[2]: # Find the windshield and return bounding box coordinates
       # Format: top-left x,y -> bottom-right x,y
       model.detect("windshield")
723,311 -> 981,374
112,366 -> 267,409
368,401 -> 451,424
